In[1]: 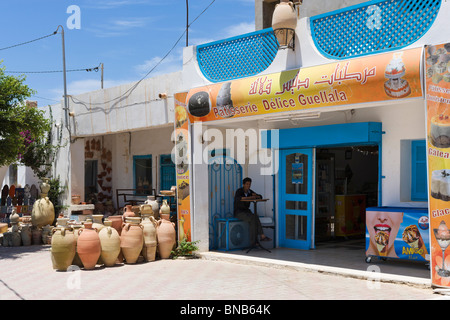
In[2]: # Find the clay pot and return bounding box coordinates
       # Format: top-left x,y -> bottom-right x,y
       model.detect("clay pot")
160,199 -> 170,221
9,209 -> 20,224
92,214 -> 105,233
123,205 -> 135,220
106,215 -> 123,235
32,228 -> 42,245
51,227 -> 76,271
99,220 -> 121,267
272,0 -> 297,47
10,230 -> 21,247
42,225 -> 54,244
77,222 -> 101,270
21,224 -> 32,246
141,214 -> 157,262
31,197 -> 55,228
156,219 -> 176,259
145,196 -> 159,218
121,217 -> 143,264
71,225 -> 84,267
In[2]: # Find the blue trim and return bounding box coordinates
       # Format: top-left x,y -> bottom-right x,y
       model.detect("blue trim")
310,0 -> 441,59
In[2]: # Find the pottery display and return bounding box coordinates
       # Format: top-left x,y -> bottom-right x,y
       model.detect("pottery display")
156,218 -> 176,259
121,217 -> 143,264
160,199 -> 170,220
145,196 -> 159,218
31,179 -> 55,228
123,205 -> 135,221
141,213 -> 157,262
106,215 -> 123,235
51,227 -> 76,271
98,220 -> 121,267
77,222 -> 101,270
21,223 -> 32,246
272,0 -> 297,47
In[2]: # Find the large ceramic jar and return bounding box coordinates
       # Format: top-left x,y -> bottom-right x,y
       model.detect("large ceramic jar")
160,199 -> 170,221
156,218 -> 176,259
123,205 -> 135,221
92,214 -> 105,233
51,227 -> 76,271
77,222 -> 101,270
21,223 -> 32,246
106,215 -> 123,235
98,220 -> 121,267
272,0 -> 297,47
71,224 -> 84,267
32,227 -> 42,245
141,213 -> 157,262
31,180 -> 55,228
145,196 -> 159,218
121,217 -> 143,264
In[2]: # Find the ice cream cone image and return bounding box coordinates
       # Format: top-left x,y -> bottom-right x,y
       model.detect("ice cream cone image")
402,225 -> 429,260
375,231 -> 389,256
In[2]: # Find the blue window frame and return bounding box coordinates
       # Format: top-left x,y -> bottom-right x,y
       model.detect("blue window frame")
133,155 -> 152,195
411,140 -> 427,201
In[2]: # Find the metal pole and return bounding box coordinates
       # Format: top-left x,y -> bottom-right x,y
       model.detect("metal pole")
186,0 -> 189,47
58,25 -> 69,131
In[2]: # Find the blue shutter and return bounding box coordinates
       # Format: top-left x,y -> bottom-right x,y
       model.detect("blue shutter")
411,140 -> 427,201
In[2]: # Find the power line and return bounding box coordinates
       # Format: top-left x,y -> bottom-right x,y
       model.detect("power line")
0,30 -> 58,51
70,0 -> 217,107
5,65 -> 101,74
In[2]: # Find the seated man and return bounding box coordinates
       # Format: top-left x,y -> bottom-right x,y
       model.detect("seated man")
233,177 -> 271,246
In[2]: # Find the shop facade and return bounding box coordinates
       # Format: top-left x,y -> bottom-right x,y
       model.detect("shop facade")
174,0 -> 450,260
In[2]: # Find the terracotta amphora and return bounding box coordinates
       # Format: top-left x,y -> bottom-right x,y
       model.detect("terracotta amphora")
159,199 -> 170,221
51,227 -> 76,271
99,220 -> 121,267
71,224 -> 84,268
106,215 -> 123,235
123,205 -> 135,221
77,222 -> 101,270
141,213 -> 157,262
145,196 -> 159,219
121,217 -> 143,264
156,218 -> 176,259
21,223 -> 32,246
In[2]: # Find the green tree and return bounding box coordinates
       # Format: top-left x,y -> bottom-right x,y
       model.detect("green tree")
0,63 -> 51,168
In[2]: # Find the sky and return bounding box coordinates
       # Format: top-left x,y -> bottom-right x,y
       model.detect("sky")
0,0 -> 255,108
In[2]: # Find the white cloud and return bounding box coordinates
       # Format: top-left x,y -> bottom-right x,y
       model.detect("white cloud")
224,22 -> 255,37
135,54 -> 182,77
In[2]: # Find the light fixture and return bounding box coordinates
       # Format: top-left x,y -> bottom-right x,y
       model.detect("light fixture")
272,0 -> 299,50
159,93 -> 168,99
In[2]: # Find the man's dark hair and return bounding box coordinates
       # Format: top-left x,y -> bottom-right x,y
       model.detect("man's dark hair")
243,177 -> 252,184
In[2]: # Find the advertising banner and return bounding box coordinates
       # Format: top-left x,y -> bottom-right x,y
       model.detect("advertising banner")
185,47 -> 422,123
425,42 -> 450,288
174,92 -> 192,242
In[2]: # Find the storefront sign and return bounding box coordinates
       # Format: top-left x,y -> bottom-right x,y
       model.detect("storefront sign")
174,92 -> 192,242
425,42 -> 450,288
184,47 -> 423,123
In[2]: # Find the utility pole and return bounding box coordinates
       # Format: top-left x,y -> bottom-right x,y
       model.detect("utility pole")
57,25 -> 69,131
186,0 -> 189,47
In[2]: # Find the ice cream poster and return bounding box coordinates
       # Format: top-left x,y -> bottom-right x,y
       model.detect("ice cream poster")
365,208 -> 430,262
425,43 -> 450,288
184,47 -> 422,123
174,92 -> 192,242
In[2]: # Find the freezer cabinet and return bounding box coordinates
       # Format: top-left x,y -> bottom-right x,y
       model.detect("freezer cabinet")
365,207 -> 430,263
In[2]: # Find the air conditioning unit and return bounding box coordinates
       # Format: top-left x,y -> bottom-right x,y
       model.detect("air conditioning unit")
218,219 -> 250,250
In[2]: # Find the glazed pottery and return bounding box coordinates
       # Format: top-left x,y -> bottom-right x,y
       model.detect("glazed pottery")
31,182 -> 55,228
99,220 -> 121,267
51,227 -> 76,271
141,213 -> 157,262
21,224 -> 32,246
77,222 -> 101,270
272,0 -> 297,47
156,218 -> 176,259
121,217 -> 143,264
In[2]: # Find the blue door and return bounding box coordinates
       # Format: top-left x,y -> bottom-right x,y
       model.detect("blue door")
279,148 -> 314,250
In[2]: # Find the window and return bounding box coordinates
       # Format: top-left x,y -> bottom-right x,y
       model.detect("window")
85,160 -> 98,202
411,140 -> 427,201
160,154 -> 175,191
133,155 -> 152,195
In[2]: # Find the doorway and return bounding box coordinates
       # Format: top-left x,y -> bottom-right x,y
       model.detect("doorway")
315,145 -> 379,247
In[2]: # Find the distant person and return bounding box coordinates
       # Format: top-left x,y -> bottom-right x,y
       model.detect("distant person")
234,177 -> 271,245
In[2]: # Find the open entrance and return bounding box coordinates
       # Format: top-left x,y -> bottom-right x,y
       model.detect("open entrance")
315,145 -> 379,248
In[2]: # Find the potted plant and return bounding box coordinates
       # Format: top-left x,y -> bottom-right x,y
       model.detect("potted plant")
171,239 -> 200,259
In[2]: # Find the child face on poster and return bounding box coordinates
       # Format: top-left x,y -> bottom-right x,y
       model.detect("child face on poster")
366,210 -> 404,257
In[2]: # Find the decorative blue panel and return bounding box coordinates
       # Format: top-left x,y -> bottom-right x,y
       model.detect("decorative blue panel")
197,28 -> 279,83
310,0 -> 441,59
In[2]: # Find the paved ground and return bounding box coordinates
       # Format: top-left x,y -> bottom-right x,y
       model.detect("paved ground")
0,245 -> 443,304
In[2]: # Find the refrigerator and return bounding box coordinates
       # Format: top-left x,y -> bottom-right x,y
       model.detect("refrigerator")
365,207 -> 430,263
